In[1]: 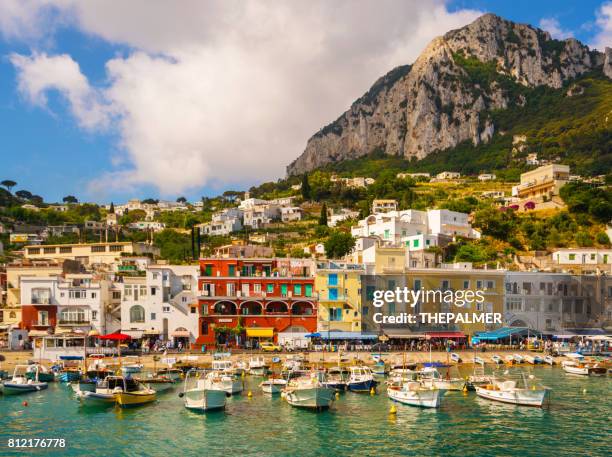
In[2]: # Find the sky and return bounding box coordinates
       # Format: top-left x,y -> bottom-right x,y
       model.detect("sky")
0,0 -> 610,204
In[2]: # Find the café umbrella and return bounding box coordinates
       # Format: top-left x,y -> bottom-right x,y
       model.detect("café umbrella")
97,332 -> 132,367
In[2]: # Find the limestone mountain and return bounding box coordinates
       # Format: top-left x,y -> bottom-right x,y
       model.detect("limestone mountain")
287,13 -> 611,176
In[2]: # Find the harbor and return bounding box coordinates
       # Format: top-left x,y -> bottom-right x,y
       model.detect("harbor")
0,350 -> 610,456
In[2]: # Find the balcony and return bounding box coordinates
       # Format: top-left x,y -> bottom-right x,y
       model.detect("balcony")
58,320 -> 91,326
31,298 -> 51,305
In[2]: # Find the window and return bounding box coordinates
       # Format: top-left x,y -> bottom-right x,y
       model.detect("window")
200,322 -> 209,335
294,284 -> 302,295
590,254 -> 596,260
384,229 -> 390,239
362,306 -> 369,316
91,292 -> 97,299
388,302 -> 396,314
91,245 -> 106,253
414,279 -> 421,291
304,284 -> 313,297
60,308 -> 86,323
43,247 -> 56,254
182,296 -> 188,303
328,288 -> 338,300
190,307 -> 196,314
506,298 -> 522,311
59,246 -> 72,254
568,254 -> 576,261
463,280 -> 470,289
254,284 -> 262,294
151,313 -> 156,320
201,305 -> 208,315
152,273 -> 159,280
441,280 -> 450,290
204,265 -> 213,276
266,283 -> 274,294
130,305 -> 145,323
476,280 -> 483,289
112,291 -> 121,300
37,311 -> 49,325
150,287 -> 157,296
163,306 -> 171,313
92,311 -> 98,320
328,274 -> 338,286
32,288 -> 51,304
28,248 -> 40,255
109,244 -> 124,252
140,286 -> 147,297
329,308 -> 343,321
228,265 -> 236,276
69,290 -> 86,299
413,239 -> 419,248
426,239 -> 430,246
486,280 -> 495,289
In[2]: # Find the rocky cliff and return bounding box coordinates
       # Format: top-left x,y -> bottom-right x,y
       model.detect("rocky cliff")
287,13 -> 610,175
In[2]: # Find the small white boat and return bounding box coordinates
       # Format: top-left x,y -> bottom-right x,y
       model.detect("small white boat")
512,354 -> 524,364
562,360 -> 607,376
467,366 -> 494,389
2,365 -> 48,395
212,360 -> 240,377
283,372 -> 335,410
207,370 -> 243,395
491,355 -> 503,365
450,353 -> 461,363
387,364 -> 417,384
182,369 -> 227,412
75,379 -> 117,406
505,355 -> 515,364
371,361 -> 387,375
475,373 -> 550,407
387,375 -> 445,408
260,377 -> 287,394
248,356 -> 269,376
121,356 -> 144,375
282,354 -> 305,371
418,367 -> 465,391
544,356 -> 555,366
155,368 -> 183,382
524,355 -> 538,365
474,356 -> 485,366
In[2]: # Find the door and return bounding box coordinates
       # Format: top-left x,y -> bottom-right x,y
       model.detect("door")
281,284 -> 288,297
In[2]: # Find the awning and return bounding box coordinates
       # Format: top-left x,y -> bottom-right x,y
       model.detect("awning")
563,328 -> 605,336
305,332 -> 321,338
384,328 -> 426,339
121,330 -> 144,339
472,327 -> 535,342
426,331 -> 466,338
170,330 -> 190,338
28,330 -> 52,337
246,327 -> 274,338
319,332 -> 378,340
144,329 -> 160,335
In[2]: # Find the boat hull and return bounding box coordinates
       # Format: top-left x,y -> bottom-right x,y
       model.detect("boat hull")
56,371 -> 81,382
347,379 -> 377,393
261,380 -> 287,394
26,372 -> 55,383
77,391 -> 117,406
116,391 -> 156,407
2,382 -> 48,395
387,386 -> 444,408
184,388 -> 227,411
475,386 -> 549,407
285,387 -> 335,409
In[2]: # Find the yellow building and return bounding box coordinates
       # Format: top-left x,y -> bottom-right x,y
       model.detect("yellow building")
315,263 -> 364,334
24,241 -> 160,265
513,164 -> 569,201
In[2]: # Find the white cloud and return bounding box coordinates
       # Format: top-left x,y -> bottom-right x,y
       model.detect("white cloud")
591,2 -> 612,51
5,1 -> 482,196
538,17 -> 573,40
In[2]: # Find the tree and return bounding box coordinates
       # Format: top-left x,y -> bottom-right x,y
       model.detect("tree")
154,229 -> 192,263
63,195 -> 78,204
176,196 -> 187,204
596,232 -> 610,246
109,202 -> 115,214
318,203 -> 328,226
142,198 -> 159,204
119,209 -> 147,225
1,180 -> 16,192
324,231 -> 355,259
15,190 -> 32,200
301,174 -> 311,200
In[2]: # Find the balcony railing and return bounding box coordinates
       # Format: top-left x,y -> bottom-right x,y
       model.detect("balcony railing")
58,320 -> 91,326
31,298 -> 51,305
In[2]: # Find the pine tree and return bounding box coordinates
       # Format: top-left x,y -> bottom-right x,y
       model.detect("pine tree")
301,174 -> 311,201
109,202 -> 115,214
319,202 -> 328,226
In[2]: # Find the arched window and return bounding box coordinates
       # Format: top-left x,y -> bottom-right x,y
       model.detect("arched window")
9,312 -> 16,319
130,305 -> 145,323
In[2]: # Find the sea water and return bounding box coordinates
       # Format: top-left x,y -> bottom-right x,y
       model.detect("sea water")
0,367 -> 610,456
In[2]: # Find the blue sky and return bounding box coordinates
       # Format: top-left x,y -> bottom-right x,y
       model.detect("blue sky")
0,1 -> 609,204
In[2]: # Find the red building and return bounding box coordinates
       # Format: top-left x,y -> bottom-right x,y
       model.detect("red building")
197,258 -> 317,347
20,304 -> 57,331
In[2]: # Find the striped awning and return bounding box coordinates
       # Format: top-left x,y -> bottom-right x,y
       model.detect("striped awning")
170,330 -> 190,338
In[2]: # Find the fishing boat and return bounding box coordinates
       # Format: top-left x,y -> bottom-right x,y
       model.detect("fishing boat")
387,373 -> 445,408
135,373 -> 178,393
322,366 -> 349,391
474,356 -> 485,366
120,356 -> 144,375
371,361 -> 388,376
26,363 -> 55,383
544,355 -> 555,366
182,369 -> 227,412
562,360 -> 607,376
260,376 -> 287,394
387,364 -> 417,384
155,368 -> 183,382
248,356 -> 269,376
283,371 -> 335,410
475,373 -> 550,407
418,367 -> 465,391
513,354 -> 524,364
491,355 -> 503,365
2,365 -> 48,395
212,359 -> 241,377
53,356 -> 84,382
110,376 -> 156,407
207,370 -> 243,395
450,353 -> 461,363
72,367 -> 113,393
75,379 -> 118,406
466,365 -> 494,390
347,366 -> 377,392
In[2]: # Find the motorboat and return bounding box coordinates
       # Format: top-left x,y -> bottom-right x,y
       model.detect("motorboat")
524,355 -> 538,365
26,364 -> 55,383
134,373 -> 178,393
387,364 -> 417,384
207,370 -> 243,395
491,355 -> 503,365
562,360 -> 607,376
283,371 -> 335,410
212,360 -> 240,378
2,365 -> 48,395
182,369 -> 227,412
53,356 -> 84,382
544,356 -> 555,366
347,366 -> 377,393
155,368 -> 183,382
475,373 -> 550,407
474,356 -> 485,366
505,355 -> 515,365
417,367 -> 465,391
260,376 -> 287,394
322,366 -> 349,391
450,353 -> 461,363
120,356 -> 144,375
110,376 -> 156,407
371,361 -> 388,376
71,368 -> 113,393
512,354 -> 524,364
75,379 -> 118,406
248,356 -> 269,376
466,365 -> 494,390
387,373 -> 445,408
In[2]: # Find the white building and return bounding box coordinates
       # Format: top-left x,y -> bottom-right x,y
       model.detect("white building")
128,221 -> 166,232
435,171 -> 461,180
397,172 -> 430,180
552,249 -> 612,273
372,199 -> 398,214
328,209 -> 360,227
199,208 -> 243,236
120,265 -> 199,344
243,204 -> 280,229
427,209 -> 481,239
280,206 -> 302,222
478,174 -> 496,181
238,197 -> 268,210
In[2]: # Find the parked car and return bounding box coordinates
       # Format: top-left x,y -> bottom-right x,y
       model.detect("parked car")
260,341 -> 282,352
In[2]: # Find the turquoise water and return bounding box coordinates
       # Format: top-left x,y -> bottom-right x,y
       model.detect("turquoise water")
0,367 -> 610,456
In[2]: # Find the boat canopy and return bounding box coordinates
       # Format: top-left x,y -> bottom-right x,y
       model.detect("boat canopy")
472,327 -> 537,343
426,331 -> 466,339
319,331 -> 378,340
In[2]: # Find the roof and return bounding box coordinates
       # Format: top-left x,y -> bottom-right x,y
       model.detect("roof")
472,327 -> 537,341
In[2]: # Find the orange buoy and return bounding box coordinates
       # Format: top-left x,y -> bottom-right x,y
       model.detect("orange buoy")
22,401 -> 28,407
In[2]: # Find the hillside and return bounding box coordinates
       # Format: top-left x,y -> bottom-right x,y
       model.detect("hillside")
287,13 -> 611,176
